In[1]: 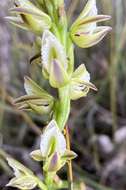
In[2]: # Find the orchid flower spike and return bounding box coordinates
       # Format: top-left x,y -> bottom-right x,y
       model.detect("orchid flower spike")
14,76 -> 54,115
41,30 -> 70,88
69,64 -> 97,100
70,0 -> 112,48
30,120 -> 77,172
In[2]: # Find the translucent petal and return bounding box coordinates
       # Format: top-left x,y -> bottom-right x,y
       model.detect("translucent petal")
41,30 -> 67,74
7,157 -> 33,176
40,120 -> 66,157
24,76 -> 52,99
79,0 -> 97,19
72,64 -> 90,82
69,64 -> 93,100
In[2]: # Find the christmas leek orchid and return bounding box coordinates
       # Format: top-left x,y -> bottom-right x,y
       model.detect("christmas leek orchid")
6,157 -> 48,190
41,30 -> 69,88
14,76 -> 54,115
6,157 -> 38,189
69,64 -> 97,100
70,0 -> 111,48
6,0 -> 111,189
30,120 -> 77,172
6,0 -> 52,35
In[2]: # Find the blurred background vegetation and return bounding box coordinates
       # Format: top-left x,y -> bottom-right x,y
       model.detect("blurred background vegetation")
0,0 -> 126,190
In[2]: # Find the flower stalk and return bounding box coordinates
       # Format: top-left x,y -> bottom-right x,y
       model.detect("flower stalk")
6,0 -> 111,189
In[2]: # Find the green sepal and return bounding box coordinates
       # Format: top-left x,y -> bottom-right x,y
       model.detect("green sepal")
8,0 -> 52,35
6,176 -> 37,190
30,150 -> 45,162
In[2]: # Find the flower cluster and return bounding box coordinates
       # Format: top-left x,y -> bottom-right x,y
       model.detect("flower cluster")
6,0 -> 111,117
6,0 -> 111,189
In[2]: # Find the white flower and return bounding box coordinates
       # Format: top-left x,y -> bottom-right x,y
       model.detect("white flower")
40,120 -> 66,157
6,157 -> 37,190
70,0 -> 111,48
41,30 -> 69,88
69,64 -> 97,100
30,120 -> 77,172
41,30 -> 67,75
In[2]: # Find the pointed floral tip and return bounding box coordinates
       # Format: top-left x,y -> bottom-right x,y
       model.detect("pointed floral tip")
4,16 -> 29,30
62,150 -> 78,160
78,15 -> 111,26
9,7 -> 41,16
4,16 -> 22,23
81,81 -> 98,91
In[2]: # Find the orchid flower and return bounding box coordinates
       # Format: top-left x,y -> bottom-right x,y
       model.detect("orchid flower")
5,0 -> 52,35
70,0 -> 111,48
14,76 -> 54,115
69,64 -> 97,100
6,157 -> 38,189
30,120 -> 77,172
41,30 -> 69,88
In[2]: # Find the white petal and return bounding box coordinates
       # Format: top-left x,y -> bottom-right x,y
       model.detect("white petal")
72,64 -> 90,82
41,30 -> 67,73
88,0 -> 98,17
77,0 -> 97,34
80,70 -> 90,82
80,0 -> 98,19
83,0 -> 97,33
40,120 -> 66,157
7,157 -> 33,176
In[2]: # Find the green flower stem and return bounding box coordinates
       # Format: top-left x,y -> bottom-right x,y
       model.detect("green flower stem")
54,85 -> 70,130
45,172 -> 55,190
36,178 -> 48,190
